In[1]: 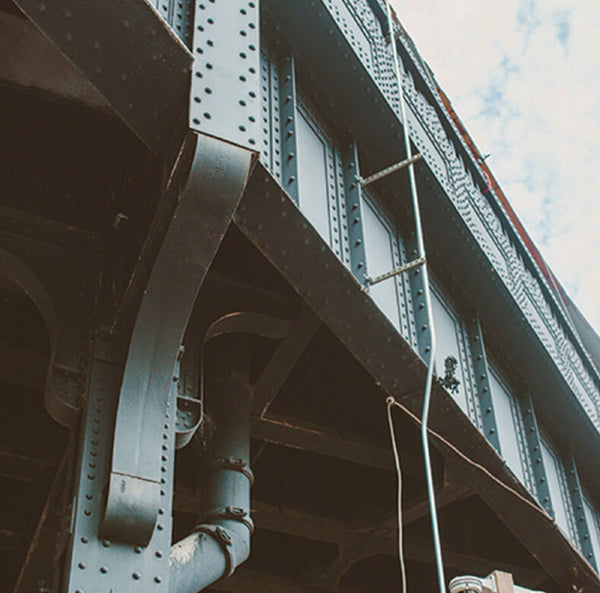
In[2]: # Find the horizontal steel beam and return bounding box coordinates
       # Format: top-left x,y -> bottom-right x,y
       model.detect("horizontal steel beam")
250,414 -> 394,471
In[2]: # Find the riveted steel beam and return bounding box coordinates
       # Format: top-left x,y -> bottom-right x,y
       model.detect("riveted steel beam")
342,139 -> 369,286
234,171 -> 600,592
103,134 -> 256,546
520,394 -> 553,515
189,0 -> 260,151
278,53 -> 300,204
64,336 -> 177,592
565,456 -> 596,568
14,0 -> 192,155
467,316 -> 501,452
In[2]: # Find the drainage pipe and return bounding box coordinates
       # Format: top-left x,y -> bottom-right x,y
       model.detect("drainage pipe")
170,336 -> 253,593
384,3 -> 446,593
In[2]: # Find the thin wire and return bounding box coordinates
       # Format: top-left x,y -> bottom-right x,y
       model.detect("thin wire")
388,397 -> 553,522
386,398 -> 407,593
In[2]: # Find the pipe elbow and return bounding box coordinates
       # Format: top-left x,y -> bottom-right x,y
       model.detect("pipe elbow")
169,519 -> 251,593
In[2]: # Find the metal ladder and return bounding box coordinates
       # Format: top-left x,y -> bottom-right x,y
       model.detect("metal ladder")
363,3 -> 447,593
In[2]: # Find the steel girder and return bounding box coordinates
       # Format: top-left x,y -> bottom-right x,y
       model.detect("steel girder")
13,0 -> 193,156
233,166 -> 600,593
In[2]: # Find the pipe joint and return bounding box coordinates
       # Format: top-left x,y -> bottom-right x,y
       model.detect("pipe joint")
194,524 -> 237,579
209,456 -> 255,486
200,506 -> 255,534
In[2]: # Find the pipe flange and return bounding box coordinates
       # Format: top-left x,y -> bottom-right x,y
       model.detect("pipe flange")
210,456 -> 255,486
201,506 -> 255,533
195,524 -> 236,579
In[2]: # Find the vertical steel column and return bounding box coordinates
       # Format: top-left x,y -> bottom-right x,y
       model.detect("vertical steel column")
565,456 -> 596,568
384,3 -> 445,591
279,53 -> 300,204
520,394 -> 553,514
467,316 -> 501,451
342,139 -> 368,286
64,336 -> 176,593
170,336 -> 252,593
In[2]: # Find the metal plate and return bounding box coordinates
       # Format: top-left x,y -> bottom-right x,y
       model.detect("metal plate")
189,0 -> 260,150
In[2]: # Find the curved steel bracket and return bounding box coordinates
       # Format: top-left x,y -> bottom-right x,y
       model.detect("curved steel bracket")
0,227 -> 98,427
101,134 -> 256,546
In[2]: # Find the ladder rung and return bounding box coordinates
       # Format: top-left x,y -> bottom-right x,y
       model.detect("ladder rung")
367,256 -> 426,285
358,153 -> 423,187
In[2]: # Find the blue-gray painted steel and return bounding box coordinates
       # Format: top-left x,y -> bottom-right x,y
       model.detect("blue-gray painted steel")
565,456 -> 596,565
65,337 -> 176,593
540,437 -> 576,542
104,134 -> 255,546
259,46 -> 283,183
520,395 -> 552,513
170,336 -> 252,593
342,139 -> 368,285
467,317 -> 501,452
152,0 -> 195,48
265,0 -> 600,458
583,494 -> 600,571
279,53 -> 300,204
189,0 -> 260,150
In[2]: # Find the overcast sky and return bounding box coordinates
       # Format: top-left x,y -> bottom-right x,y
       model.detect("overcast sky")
392,0 -> 600,334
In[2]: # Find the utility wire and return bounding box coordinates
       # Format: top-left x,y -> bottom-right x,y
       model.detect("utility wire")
386,396 -> 553,522
386,397 -> 407,593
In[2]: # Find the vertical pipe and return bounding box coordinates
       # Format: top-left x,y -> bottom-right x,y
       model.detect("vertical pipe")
384,4 -> 446,593
170,336 -> 252,593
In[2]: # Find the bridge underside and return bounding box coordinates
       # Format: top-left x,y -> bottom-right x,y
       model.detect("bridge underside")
0,2 -> 597,593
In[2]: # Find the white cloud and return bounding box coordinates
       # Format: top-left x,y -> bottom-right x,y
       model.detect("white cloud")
393,0 -> 600,333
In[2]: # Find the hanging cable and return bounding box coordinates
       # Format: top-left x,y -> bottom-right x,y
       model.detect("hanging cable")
384,3 -> 446,592
386,396 -> 553,522
386,397 -> 407,593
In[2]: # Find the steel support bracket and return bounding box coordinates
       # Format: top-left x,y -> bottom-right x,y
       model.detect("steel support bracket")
101,134 -> 256,546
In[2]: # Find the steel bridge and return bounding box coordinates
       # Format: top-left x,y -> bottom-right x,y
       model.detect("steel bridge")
1,1 -> 600,592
